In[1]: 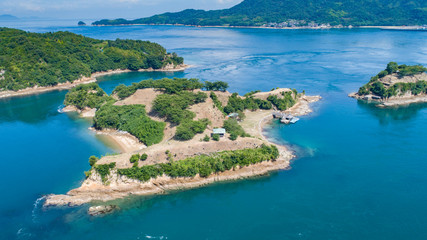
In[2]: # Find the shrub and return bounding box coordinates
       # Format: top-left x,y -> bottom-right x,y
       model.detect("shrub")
212,134 -> 220,141
140,153 -> 148,161
210,91 -> 225,114
175,119 -> 210,140
130,154 -> 140,163
152,92 -> 207,124
223,119 -> 247,138
203,135 -> 210,142
358,85 -> 370,95
398,64 -> 427,77
378,70 -> 389,78
229,133 -> 238,141
94,162 -> 116,183
89,156 -> 98,167
371,81 -> 386,97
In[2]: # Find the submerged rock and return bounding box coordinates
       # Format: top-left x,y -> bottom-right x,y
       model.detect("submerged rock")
88,205 -> 118,216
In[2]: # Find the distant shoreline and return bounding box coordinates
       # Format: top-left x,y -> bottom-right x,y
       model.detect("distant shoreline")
92,23 -> 426,31
0,64 -> 190,100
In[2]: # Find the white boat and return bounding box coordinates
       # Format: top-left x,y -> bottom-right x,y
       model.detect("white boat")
280,114 -> 299,124
289,117 -> 300,124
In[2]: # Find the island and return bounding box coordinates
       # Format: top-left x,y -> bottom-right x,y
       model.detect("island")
92,0 -> 426,28
0,14 -> 19,21
78,21 -> 87,26
349,62 -> 427,107
44,78 -> 321,213
0,28 -> 187,99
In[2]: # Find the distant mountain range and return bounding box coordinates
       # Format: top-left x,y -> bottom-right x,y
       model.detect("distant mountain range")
93,0 -> 427,27
0,14 -> 19,21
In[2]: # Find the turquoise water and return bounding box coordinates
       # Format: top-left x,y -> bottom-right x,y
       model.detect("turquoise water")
1,22 -> 427,239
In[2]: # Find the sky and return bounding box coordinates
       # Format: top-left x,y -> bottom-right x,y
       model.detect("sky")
0,0 -> 242,20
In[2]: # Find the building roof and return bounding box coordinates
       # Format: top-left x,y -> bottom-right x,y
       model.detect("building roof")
213,128 -> 226,134
228,113 -> 239,118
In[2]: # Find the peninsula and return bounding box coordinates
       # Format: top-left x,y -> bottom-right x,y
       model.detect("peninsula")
349,62 -> 427,107
45,78 -> 321,210
92,0 -> 427,28
0,28 -> 186,99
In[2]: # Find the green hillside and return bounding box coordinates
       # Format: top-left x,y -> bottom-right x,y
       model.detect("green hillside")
0,28 -> 183,91
93,0 -> 427,27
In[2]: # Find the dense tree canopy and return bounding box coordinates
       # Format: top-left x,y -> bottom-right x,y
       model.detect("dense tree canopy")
64,83 -> 114,110
94,104 -> 166,146
0,28 -> 183,91
93,0 -> 427,27
224,93 -> 273,114
152,91 -> 208,124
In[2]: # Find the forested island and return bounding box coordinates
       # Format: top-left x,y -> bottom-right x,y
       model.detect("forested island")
350,62 -> 427,107
92,0 -> 427,28
45,77 -> 321,213
0,28 -> 184,93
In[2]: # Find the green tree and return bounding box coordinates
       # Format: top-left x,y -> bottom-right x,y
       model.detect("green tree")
203,135 -> 210,142
130,154 -> 140,163
212,134 -> 220,141
386,62 -> 398,74
89,156 -> 98,167
140,153 -> 148,161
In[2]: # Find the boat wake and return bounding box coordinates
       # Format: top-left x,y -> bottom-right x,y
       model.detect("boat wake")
16,227 -> 32,240
57,104 -> 65,113
32,196 -> 46,223
144,235 -> 168,239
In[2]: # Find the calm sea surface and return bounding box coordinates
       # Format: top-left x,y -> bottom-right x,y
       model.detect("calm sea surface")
1,20 -> 427,240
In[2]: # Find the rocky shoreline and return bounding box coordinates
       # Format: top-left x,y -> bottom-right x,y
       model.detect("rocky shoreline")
44,151 -> 293,207
349,92 -> 427,107
0,64 -> 190,100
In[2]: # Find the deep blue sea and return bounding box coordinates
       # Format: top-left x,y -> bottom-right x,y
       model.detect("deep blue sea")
1,20 -> 427,240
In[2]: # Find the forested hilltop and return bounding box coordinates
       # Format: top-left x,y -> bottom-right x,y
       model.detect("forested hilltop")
0,28 -> 183,91
92,0 -> 427,27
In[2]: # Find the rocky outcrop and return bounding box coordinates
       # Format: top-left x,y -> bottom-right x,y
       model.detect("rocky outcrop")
349,72 -> 427,107
88,205 -> 119,216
